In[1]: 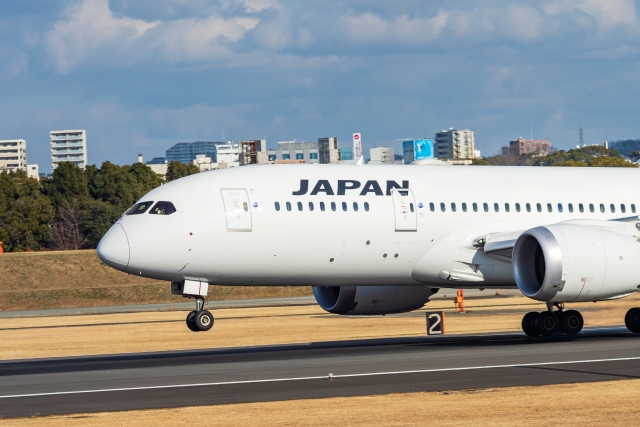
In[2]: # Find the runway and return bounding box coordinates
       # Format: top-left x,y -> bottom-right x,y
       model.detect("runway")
1,326 -> 639,418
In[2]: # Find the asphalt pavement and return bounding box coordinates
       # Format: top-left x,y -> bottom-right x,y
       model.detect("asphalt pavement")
0,325 -> 638,418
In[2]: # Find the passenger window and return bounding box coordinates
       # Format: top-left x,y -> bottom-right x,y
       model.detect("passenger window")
483,203 -> 488,212
589,203 -> 594,213
494,203 -> 499,212
600,203 -> 605,213
364,202 -> 370,212
309,202 -> 314,211
410,203 -> 415,212
473,203 -> 478,212
342,202 -> 347,211
568,203 -> 573,213
297,202 -> 303,211
536,203 -> 541,212
331,202 -> 336,211
558,203 -> 563,213
126,201 -> 154,215
286,202 -> 292,211
526,203 -> 531,212
320,202 -> 326,211
451,203 -> 456,212
429,202 -> 435,212
149,201 -> 176,215
547,203 -> 552,213
633,204 -> 637,213
579,203 -> 584,213
353,202 -> 358,211
621,204 -> 626,213
505,203 -> 510,212
462,203 -> 467,212
610,203 -> 615,213
440,203 -> 446,212
515,203 -> 521,212
275,202 -> 280,211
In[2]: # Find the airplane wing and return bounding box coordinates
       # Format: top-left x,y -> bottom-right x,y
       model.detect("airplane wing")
474,216 -> 640,259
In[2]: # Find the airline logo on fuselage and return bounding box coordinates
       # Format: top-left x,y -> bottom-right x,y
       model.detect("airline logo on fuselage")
293,180 -> 408,196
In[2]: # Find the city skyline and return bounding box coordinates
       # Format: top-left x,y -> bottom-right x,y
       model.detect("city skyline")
1,0 -> 639,172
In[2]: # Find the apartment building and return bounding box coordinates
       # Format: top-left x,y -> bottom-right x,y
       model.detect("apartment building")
51,130 -> 87,170
434,129 -> 475,159
0,139 -> 27,173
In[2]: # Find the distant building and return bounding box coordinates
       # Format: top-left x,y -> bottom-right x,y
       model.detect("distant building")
165,141 -> 226,164
434,129 -> 475,159
474,149 -> 482,159
51,130 -> 87,170
193,154 -> 214,172
27,164 -> 39,179
318,137 -> 340,164
145,157 -> 168,175
369,147 -> 394,165
506,137 -> 551,156
215,144 -> 240,168
0,139 -> 27,173
267,141 -> 319,164
238,140 -> 268,166
403,139 -> 434,163
339,147 -> 353,161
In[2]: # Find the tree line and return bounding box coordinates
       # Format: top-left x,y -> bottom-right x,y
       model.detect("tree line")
0,161 -> 198,252
473,145 -> 638,167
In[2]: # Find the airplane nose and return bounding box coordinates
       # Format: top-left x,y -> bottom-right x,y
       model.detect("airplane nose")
97,224 -> 130,271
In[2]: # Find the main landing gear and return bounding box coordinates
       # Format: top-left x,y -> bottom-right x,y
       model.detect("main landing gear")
186,297 -> 214,332
523,305 -> 640,337
521,303 -> 584,337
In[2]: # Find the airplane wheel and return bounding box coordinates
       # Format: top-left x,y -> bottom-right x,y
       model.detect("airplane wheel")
559,310 -> 583,335
186,310 -> 199,332
625,307 -> 640,333
522,312 -> 540,337
195,310 -> 214,331
535,311 -> 559,337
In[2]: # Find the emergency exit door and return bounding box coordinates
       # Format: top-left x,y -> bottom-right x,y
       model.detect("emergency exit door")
220,189 -> 252,231
391,189 -> 417,231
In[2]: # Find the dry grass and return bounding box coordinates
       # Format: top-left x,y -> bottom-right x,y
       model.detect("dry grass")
0,250 -> 311,310
5,379 -> 640,426
1,293 -> 638,360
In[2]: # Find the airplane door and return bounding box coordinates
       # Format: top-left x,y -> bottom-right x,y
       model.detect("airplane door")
220,189 -> 252,231
391,189 -> 417,232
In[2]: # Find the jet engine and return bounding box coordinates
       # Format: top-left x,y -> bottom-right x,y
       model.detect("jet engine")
312,285 -> 438,315
512,224 -> 640,303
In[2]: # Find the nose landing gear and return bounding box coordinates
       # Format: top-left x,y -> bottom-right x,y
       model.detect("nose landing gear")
186,297 -> 214,332
625,307 -> 640,333
521,303 -> 584,337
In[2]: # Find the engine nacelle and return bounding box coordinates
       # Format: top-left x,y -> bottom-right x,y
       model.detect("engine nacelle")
512,224 -> 640,302
312,285 -> 438,315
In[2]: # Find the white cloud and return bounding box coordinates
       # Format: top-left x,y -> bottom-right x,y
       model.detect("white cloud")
46,0 -> 260,71
340,12 -> 448,45
47,0 -> 158,72
157,15 -> 258,61
543,0 -> 637,31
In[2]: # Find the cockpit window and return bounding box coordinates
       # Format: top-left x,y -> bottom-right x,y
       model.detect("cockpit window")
126,201 -> 154,215
149,201 -> 177,215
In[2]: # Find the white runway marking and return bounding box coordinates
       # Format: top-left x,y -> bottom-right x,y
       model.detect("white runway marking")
1,356 -> 639,399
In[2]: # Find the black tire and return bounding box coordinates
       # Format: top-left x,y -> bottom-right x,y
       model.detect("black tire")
560,310 -> 583,335
535,311 -> 559,336
186,311 -> 199,332
522,312 -> 540,337
625,307 -> 640,333
195,310 -> 214,331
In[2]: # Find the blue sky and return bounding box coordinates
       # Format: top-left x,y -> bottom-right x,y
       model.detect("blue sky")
1,0 -> 640,171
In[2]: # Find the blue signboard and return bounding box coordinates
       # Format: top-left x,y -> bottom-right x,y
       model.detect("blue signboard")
403,139 -> 434,163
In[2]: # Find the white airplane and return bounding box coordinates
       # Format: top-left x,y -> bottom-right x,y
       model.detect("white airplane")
97,164 -> 640,336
